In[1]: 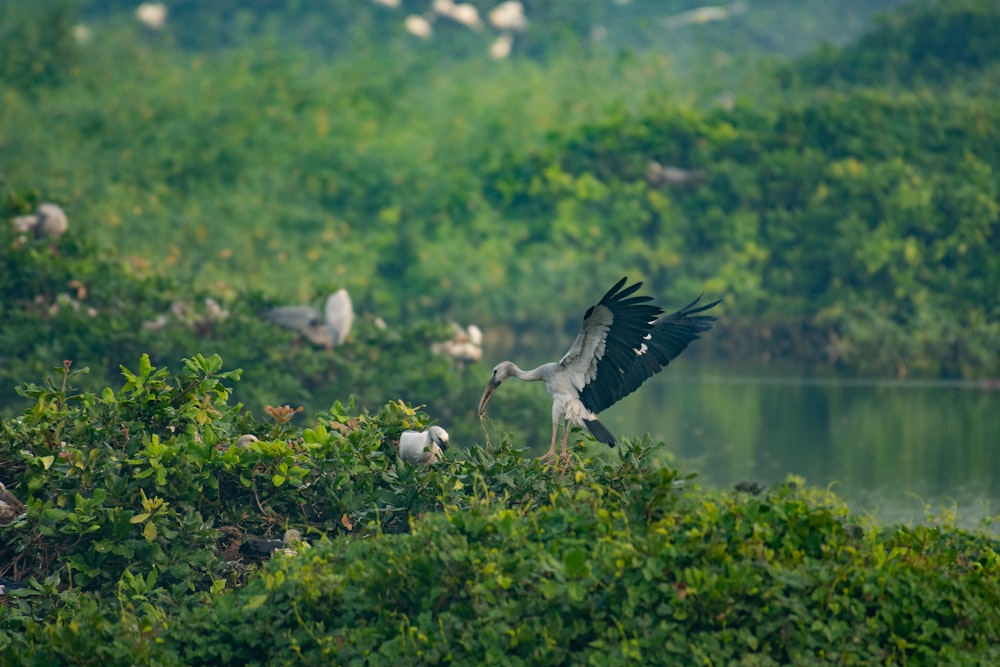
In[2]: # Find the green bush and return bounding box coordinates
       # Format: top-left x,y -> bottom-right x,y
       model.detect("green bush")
1,357 -> 998,666
4,1 -> 999,377
784,0 -> 1000,88
167,487 -> 1000,666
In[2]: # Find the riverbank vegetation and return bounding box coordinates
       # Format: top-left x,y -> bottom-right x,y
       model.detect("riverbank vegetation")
1,358 -> 997,665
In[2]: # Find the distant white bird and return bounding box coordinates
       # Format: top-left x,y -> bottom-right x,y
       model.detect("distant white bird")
478,277 -> 720,461
489,2 -> 528,31
405,15 -> 433,39
324,288 -> 354,346
11,203 -> 68,240
260,305 -> 331,346
399,426 -> 450,465
446,3 -> 483,30
489,32 -> 514,59
665,2 -> 747,29
260,289 -> 353,348
646,162 -> 707,187
432,323 -> 483,363
35,203 -> 68,239
432,0 -> 455,15
467,324 -> 483,346
73,24 -> 92,44
135,2 -> 168,30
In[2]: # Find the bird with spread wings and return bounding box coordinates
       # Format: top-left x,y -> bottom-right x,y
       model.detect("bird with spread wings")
478,277 -> 720,461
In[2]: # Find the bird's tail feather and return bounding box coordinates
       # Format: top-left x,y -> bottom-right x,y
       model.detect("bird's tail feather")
584,419 -> 617,447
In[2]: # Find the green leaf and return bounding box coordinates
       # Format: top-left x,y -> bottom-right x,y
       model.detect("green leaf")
243,594 -> 269,611
564,547 -> 590,578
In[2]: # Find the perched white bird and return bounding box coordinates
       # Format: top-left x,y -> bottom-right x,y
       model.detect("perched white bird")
432,323 -> 483,363
235,434 -> 259,448
12,203 -> 68,240
646,162 -> 707,187
479,277 -> 720,461
260,305 -> 331,346
432,0 -> 455,15
324,288 -> 354,346
260,289 -> 353,348
405,15 -> 433,39
446,3 -> 483,30
398,426 -> 450,465
489,32 -> 514,60
489,2 -> 528,31
135,2 -> 168,30
467,324 -> 483,346
665,2 -> 747,29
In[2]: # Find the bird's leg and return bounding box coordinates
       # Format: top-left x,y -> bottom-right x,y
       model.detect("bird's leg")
558,422 -> 572,464
539,422 -> 559,461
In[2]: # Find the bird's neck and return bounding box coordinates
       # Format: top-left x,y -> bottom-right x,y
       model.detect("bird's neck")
512,363 -> 554,382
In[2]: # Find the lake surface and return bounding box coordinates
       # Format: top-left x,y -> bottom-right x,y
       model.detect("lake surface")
598,367 -> 1000,529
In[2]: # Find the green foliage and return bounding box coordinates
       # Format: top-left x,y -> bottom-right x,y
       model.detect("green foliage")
1,358 -> 998,665
5,1 -> 998,377
785,0 -> 1000,89
0,0 -> 81,93
168,488 -> 1000,666
4,3 -> 1000,662
0,204 -> 548,443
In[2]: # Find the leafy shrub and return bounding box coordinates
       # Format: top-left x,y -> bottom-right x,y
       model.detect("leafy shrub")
784,0 -> 1000,88
167,460 -> 1000,666
2,357 -> 998,666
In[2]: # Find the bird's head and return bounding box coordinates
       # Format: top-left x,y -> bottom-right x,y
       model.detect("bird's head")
478,361 -> 515,417
427,425 -> 450,451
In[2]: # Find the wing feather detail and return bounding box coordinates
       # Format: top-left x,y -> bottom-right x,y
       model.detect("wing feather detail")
558,277 -> 663,407
561,278 -> 721,415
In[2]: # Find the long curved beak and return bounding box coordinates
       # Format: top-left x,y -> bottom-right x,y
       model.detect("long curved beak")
478,379 -> 498,417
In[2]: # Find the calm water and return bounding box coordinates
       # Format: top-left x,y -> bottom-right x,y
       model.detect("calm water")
598,368 -> 1000,529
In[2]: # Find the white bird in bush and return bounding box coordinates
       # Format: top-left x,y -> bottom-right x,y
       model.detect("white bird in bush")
135,2 -> 168,30
398,426 -> 450,465
0,481 -> 26,526
432,322 -> 484,363
260,288 -> 354,348
324,289 -> 354,346
11,202 -> 68,240
489,2 -> 528,32
405,15 -> 433,39
478,277 -> 720,461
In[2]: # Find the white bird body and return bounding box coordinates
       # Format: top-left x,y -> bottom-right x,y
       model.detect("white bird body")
260,288 -> 353,348
324,288 -> 354,346
479,277 -> 720,460
399,426 -> 450,465
489,1 -> 528,31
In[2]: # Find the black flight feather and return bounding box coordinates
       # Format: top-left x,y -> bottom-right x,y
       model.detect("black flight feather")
578,281 -> 720,417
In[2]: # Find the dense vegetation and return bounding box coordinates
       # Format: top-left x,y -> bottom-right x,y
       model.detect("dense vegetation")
3,1 -> 1000,664
1,358 -> 997,665
3,0 -> 998,383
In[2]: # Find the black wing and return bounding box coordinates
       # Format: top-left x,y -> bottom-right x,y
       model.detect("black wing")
577,291 -> 721,415
559,277 -> 663,412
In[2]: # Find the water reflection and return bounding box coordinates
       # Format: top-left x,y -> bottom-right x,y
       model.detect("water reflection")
599,368 -> 1000,529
